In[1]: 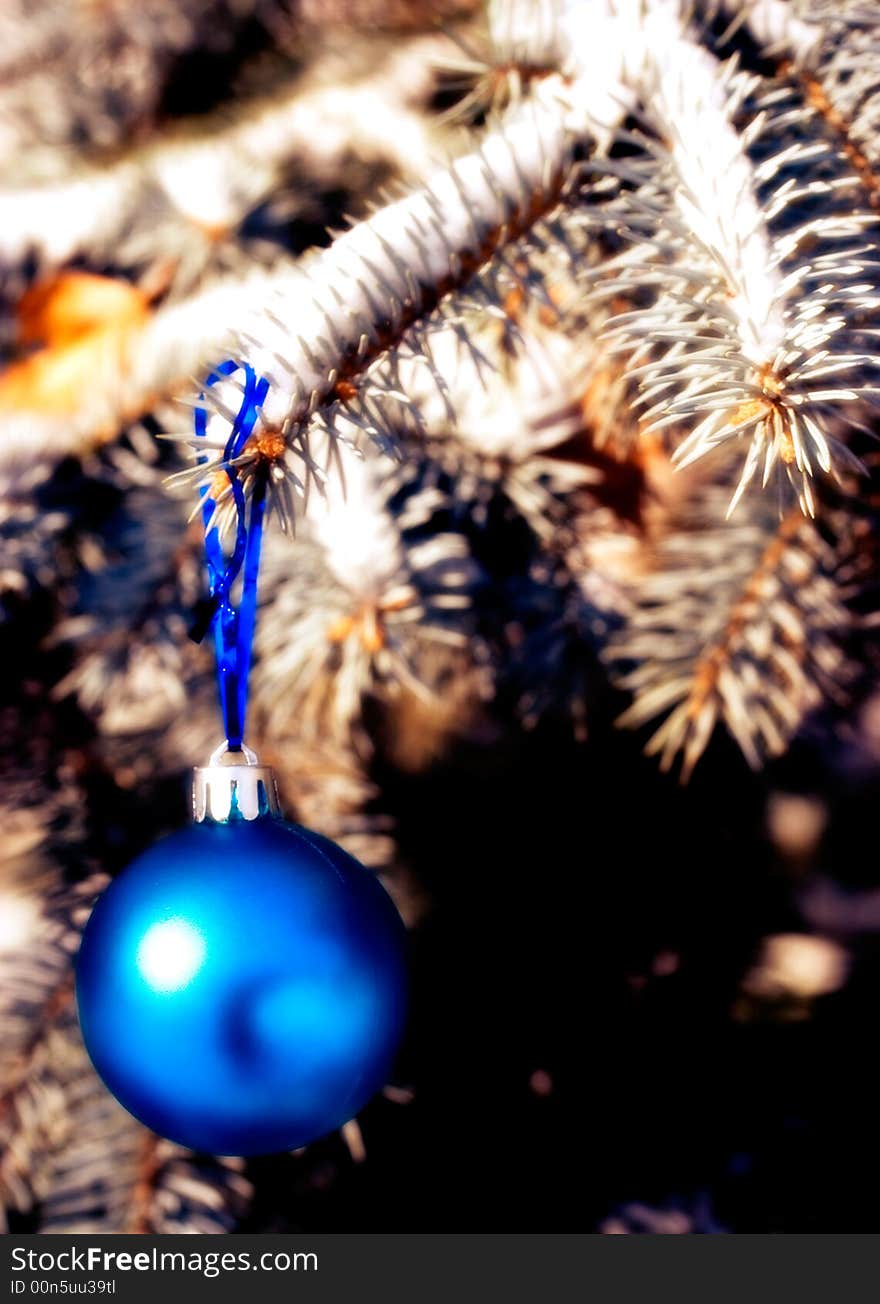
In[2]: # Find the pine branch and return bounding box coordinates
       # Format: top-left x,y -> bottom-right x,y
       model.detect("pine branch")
0,34 -> 449,274
123,1138 -> 251,1235
0,830 -> 255,1232
607,480 -> 859,778
381,300 -> 601,538
0,100 -> 568,484
706,0 -> 822,65
252,438 -> 485,752
788,4 -> 880,207
0,0 -> 291,161
580,9 -> 880,515
0,866 -> 131,1229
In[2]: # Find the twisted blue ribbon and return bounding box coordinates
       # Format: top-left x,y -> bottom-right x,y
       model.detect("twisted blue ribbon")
194,360 -> 271,751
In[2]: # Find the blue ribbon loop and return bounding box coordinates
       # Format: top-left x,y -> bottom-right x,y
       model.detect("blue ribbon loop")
194,360 -> 271,751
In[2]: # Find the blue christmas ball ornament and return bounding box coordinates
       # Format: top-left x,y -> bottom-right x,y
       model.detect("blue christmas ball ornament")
76,757 -> 407,1156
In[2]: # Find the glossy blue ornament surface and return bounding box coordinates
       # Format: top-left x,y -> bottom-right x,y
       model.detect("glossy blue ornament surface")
76,817 -> 407,1156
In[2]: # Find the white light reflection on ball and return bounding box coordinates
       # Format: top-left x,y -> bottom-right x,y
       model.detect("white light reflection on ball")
136,918 -> 206,992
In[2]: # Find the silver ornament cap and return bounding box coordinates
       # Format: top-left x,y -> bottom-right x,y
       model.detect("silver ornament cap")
192,743 -> 281,823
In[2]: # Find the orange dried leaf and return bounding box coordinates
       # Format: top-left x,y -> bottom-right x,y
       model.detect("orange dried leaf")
1,272 -> 151,416
17,271 -> 147,348
0,319 -> 145,416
